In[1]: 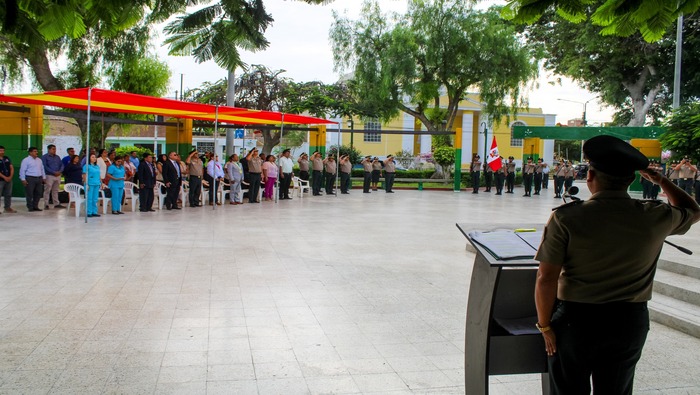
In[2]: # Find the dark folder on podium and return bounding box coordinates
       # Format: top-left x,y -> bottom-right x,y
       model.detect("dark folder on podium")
467,230 -> 543,260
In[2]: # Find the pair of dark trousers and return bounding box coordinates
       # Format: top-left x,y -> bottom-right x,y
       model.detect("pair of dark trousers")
24,176 -> 43,209
299,170 -> 309,182
139,186 -> 154,211
166,181 -> 180,209
363,171 -> 371,192
565,177 -> 574,191
523,173 -> 533,195
340,172 -> 351,193
695,180 -> 700,204
0,179 -> 12,208
248,173 -> 261,202
189,176 -> 202,206
484,171 -> 492,191
280,173 -> 292,198
555,176 -> 565,196
384,172 -> 395,192
471,171 -> 480,192
495,173 -> 504,193
208,179 -> 220,204
549,301 -> 649,395
542,173 -> 549,188
506,173 -> 515,192
312,170 -> 323,194
325,173 -> 336,194
534,173 -> 542,193
679,178 -> 694,195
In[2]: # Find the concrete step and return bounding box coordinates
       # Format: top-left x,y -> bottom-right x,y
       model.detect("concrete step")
657,259 -> 700,281
649,293 -> 700,339
654,269 -> 700,306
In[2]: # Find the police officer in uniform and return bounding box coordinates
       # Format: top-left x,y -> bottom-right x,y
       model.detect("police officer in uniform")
522,157 -> 535,197
495,157 -> 506,195
470,155 -> 481,194
311,151 -> 324,196
535,135 -> 700,395
482,161 -> 493,192
505,156 -> 516,193
541,160 -> 550,190
564,160 -> 575,191
534,158 -> 544,195
361,155 -> 372,193
553,160 -> 567,198
674,156 -> 697,195
384,155 -> 396,193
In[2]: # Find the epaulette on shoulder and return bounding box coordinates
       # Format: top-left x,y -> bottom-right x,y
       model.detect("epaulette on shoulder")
552,199 -> 584,211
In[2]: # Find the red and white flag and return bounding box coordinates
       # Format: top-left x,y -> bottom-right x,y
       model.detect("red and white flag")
487,137 -> 502,172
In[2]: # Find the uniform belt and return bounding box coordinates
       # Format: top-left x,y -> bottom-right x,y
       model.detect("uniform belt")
190,175 -> 201,178
26,175 -> 42,178
683,178 -> 691,180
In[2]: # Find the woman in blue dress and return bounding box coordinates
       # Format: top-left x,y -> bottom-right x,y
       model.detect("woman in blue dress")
106,157 -> 126,214
82,154 -> 102,217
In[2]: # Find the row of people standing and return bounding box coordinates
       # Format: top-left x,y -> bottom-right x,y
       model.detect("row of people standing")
470,156 -> 558,196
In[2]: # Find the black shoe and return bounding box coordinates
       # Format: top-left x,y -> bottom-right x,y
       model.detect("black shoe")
472,191 -> 478,194
341,192 -> 349,194
387,191 -> 394,193
149,209 -> 156,212
32,208 -> 42,212
363,191 -> 371,194
172,207 -> 181,210
534,192 -> 539,195
495,192 -> 502,195
117,211 -> 125,214
93,214 -> 101,217
112,211 -> 120,215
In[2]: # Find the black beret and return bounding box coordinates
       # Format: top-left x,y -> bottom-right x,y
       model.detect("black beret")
583,135 -> 648,177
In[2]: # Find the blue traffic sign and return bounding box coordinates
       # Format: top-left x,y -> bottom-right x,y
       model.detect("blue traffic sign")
234,129 -> 245,139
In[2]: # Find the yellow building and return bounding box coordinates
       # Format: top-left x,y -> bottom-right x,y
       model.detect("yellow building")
326,93 -> 556,168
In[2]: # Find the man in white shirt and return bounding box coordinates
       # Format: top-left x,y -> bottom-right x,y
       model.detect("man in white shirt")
19,147 -> 46,212
278,149 -> 294,200
207,155 -> 225,205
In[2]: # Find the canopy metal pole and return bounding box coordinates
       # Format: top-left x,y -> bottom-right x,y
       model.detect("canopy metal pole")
276,114 -> 284,204
213,105 -> 219,210
336,122 -> 340,197
84,87 -> 92,223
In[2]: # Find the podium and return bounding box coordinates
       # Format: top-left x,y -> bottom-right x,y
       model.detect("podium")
456,224 -> 550,395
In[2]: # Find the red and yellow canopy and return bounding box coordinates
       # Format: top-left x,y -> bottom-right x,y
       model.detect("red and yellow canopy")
0,87 -> 335,125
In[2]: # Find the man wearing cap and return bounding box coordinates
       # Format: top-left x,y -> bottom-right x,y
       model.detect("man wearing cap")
541,159 -> 550,190
674,156 -> 697,195
384,155 -> 396,193
361,155 -> 372,193
482,160 -> 493,192
505,156 -> 516,193
522,157 -> 535,197
323,154 -> 337,195
564,160 -> 576,191
535,135 -> 700,395
311,151 -> 324,196
278,149 -> 294,200
339,155 -> 352,194
470,155 -> 481,194
534,158 -> 545,195
495,157 -> 506,195
553,160 -> 568,199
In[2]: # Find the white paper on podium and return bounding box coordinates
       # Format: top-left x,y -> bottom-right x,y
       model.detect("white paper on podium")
468,230 -> 543,260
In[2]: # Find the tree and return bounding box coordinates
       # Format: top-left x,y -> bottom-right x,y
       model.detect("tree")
660,101 -> 700,162
521,10 -> 700,126
330,1 -> 538,135
501,0 -> 700,43
328,144 -> 363,165
432,146 -> 455,179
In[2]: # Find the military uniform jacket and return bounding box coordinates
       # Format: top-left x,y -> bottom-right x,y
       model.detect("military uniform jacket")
535,164 -> 544,174
362,160 -> 372,172
312,158 -> 323,171
565,166 -> 576,178
482,162 -> 493,173
471,160 -> 482,173
554,165 -> 567,178
506,162 -> 516,175
497,163 -> 506,174
523,163 -> 535,174
535,191 -> 695,303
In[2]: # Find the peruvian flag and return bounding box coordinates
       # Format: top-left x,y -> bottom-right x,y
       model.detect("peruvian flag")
487,137 -> 502,172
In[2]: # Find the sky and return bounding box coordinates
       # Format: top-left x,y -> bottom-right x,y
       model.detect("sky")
12,0 -> 615,125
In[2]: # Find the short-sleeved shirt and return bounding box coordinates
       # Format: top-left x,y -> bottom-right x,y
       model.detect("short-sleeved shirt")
107,164 -> 125,188
535,190 -> 695,303
362,160 -> 372,172
471,160 -> 482,172
262,161 -> 278,178
324,160 -> 336,174
83,163 -> 101,186
312,157 -> 323,171
555,165 -> 568,177
506,162 -> 516,175
372,162 -> 382,171
298,158 -> 309,171
248,157 -> 263,173
565,166 -> 576,178
482,163 -> 493,173
340,161 -> 352,173
678,164 -> 695,179
523,163 -> 535,174
188,158 -> 204,177
384,161 -> 396,173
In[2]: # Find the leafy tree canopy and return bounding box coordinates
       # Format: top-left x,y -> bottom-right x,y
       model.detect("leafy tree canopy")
660,101 -> 700,162
330,0 -> 538,133
500,0 -> 700,42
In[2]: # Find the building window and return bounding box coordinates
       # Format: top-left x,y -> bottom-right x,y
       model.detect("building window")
510,121 -> 526,147
197,141 -> 215,154
363,118 -> 381,143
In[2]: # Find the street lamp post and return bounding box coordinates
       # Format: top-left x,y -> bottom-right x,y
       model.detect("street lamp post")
480,121 -> 488,160
557,97 -> 596,162
348,118 -> 354,150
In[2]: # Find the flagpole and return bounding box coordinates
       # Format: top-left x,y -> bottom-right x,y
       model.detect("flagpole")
276,114 -> 284,204
336,121 -> 340,197
85,87 -> 92,223
213,105 -> 218,211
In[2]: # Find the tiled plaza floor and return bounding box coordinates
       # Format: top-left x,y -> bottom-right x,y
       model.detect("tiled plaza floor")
1,182 -> 699,394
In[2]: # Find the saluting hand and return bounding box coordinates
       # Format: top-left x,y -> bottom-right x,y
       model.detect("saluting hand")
640,168 -> 662,185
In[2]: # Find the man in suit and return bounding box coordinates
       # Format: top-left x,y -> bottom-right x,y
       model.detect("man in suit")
162,151 -> 182,210
137,153 -> 156,212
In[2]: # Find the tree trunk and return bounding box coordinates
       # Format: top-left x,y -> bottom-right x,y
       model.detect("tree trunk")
623,65 -> 661,127
261,130 -> 280,154
26,47 -> 63,92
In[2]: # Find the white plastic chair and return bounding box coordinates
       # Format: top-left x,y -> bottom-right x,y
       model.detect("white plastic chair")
221,180 -> 230,203
63,183 -> 85,217
155,181 -> 167,209
180,181 -> 189,207
293,176 -> 310,198
123,181 -> 139,212
100,184 -> 110,214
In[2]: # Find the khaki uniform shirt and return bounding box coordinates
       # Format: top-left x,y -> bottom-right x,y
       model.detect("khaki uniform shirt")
312,157 -> 323,171
523,163 -> 535,174
248,157 -> 263,173
372,162 -> 382,171
188,158 -> 203,177
472,160 -> 482,173
324,160 -> 337,174
506,162 -> 516,175
566,166 -> 576,178
298,158 -> 309,171
678,163 -> 696,179
384,161 -> 396,173
483,162 -> 493,173
362,159 -> 372,172
535,164 -> 544,174
340,161 -> 352,173
497,162 -> 506,174
535,191 -> 695,303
